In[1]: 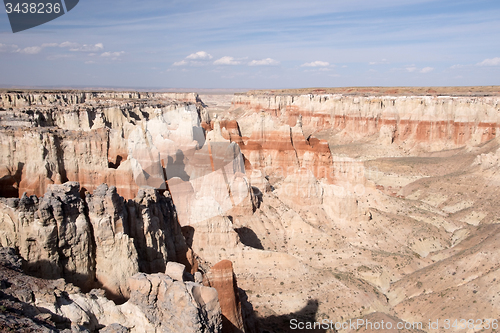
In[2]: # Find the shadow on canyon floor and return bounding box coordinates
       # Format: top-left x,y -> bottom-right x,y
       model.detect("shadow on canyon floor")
257,299 -> 326,333
0,289 -> 73,331
234,227 -> 264,250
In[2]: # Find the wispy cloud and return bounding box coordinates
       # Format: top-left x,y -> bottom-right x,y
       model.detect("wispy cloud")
101,51 -> 125,60
173,60 -> 189,66
67,43 -> 104,52
369,59 -> 389,65
101,51 -> 124,57
214,56 -> 241,65
477,57 -> 500,66
59,42 -> 80,49
2,42 -> 106,56
186,51 -> 213,60
248,58 -> 280,66
0,43 -> 18,52
301,61 -> 329,67
405,65 -> 417,72
404,65 -> 433,73
173,51 -> 213,66
18,46 -> 43,54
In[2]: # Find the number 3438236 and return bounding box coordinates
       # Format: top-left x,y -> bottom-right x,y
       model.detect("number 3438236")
5,2 -> 61,14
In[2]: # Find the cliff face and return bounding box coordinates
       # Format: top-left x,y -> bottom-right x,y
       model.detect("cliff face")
211,113 -> 333,184
0,182 -> 189,301
0,92 -> 211,200
231,94 -> 500,149
0,91 -> 252,228
0,91 -> 200,108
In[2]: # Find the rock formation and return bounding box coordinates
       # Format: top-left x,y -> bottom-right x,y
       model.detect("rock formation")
0,91 -> 206,199
205,260 -> 244,333
0,182 -> 95,290
213,112 -> 333,183
0,247 -> 222,333
231,93 -> 500,150
0,182 -> 189,302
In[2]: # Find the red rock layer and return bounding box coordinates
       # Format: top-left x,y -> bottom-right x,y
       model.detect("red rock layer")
213,118 -> 333,182
231,95 -> 500,146
205,260 -> 245,333
0,128 -> 138,199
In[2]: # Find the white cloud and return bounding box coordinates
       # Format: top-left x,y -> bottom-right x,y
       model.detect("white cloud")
404,65 -> 434,73
19,46 -> 43,54
59,41 -> 80,49
214,56 -> 241,65
369,59 -> 389,65
173,51 -> 214,67
100,51 -> 124,61
186,51 -> 212,60
248,58 -> 280,66
3,41 -> 103,56
0,43 -> 18,53
69,43 -> 104,52
450,64 -> 464,69
173,60 -> 188,66
101,51 -> 124,57
477,57 -> 500,66
301,61 -> 330,67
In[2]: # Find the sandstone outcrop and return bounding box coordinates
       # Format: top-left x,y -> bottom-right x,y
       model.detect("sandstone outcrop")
0,182 -> 189,301
215,112 -> 333,183
0,247 -> 222,333
0,182 -> 95,290
126,110 -> 253,226
204,260 -> 244,333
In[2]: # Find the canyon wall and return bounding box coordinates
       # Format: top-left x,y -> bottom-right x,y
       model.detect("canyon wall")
231,94 -> 500,149
0,92 -> 213,202
0,91 -> 200,108
0,182 -> 190,301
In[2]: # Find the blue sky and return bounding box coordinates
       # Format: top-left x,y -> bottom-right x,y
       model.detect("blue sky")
1,0 -> 500,89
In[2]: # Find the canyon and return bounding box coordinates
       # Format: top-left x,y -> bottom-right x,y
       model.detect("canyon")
1,87 -> 500,332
